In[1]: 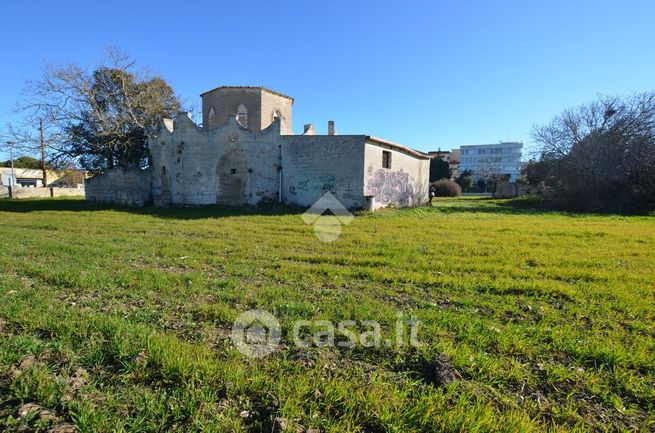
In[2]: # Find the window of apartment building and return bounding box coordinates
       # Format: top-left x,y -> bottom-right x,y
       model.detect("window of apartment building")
382,151 -> 392,169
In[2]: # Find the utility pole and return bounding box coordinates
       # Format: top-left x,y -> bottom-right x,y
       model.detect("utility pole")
40,119 -> 47,187
6,141 -> 16,188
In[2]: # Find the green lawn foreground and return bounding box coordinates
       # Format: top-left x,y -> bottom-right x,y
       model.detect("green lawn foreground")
0,197 -> 653,432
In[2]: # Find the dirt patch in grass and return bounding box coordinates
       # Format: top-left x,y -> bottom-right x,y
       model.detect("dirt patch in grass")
395,352 -> 463,387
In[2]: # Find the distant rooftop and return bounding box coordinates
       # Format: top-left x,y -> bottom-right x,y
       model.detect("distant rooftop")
460,142 -> 522,148
199,86 -> 294,102
366,136 -> 431,159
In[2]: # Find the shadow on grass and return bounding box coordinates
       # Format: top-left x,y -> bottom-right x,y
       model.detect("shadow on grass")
0,197 -> 307,220
429,196 -> 595,216
430,196 -> 655,217
1,196 -> 646,219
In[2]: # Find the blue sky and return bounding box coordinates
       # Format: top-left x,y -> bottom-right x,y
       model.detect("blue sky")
1,0 -> 654,158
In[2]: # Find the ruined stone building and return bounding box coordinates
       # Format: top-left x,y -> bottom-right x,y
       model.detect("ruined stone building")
86,86 -> 430,210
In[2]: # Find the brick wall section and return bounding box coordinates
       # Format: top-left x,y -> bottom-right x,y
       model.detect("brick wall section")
85,168 -> 152,206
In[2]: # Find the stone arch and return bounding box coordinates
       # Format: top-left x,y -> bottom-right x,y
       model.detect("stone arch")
237,103 -> 248,128
216,150 -> 250,205
208,107 -> 216,121
272,109 -> 284,130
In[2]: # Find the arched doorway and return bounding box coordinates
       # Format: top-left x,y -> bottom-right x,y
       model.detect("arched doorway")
216,150 -> 250,205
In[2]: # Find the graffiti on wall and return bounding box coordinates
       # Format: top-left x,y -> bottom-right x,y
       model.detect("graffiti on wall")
365,169 -> 414,206
288,175 -> 336,196
287,176 -> 365,206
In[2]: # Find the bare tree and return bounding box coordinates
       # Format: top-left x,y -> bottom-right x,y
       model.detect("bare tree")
473,163 -> 507,194
8,48 -> 181,172
531,92 -> 655,213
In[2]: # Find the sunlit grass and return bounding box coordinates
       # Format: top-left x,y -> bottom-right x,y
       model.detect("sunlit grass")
0,197 -> 653,432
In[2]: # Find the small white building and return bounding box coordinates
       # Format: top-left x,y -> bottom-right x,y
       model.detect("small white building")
458,142 -> 522,181
0,167 -> 45,187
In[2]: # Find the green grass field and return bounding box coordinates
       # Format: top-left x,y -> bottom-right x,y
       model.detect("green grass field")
0,197 -> 653,432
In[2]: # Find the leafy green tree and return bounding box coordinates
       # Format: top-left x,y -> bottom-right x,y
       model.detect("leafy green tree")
1,156 -> 41,169
455,169 -> 473,190
429,157 -> 451,182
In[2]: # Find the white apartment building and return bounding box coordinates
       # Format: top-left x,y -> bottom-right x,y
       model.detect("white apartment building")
458,142 -> 523,181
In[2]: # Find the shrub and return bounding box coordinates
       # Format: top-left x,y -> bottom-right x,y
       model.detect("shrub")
455,175 -> 473,190
431,179 -> 462,197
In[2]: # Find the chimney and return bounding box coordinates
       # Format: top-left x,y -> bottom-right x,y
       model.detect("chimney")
328,120 -> 336,136
303,124 -> 316,135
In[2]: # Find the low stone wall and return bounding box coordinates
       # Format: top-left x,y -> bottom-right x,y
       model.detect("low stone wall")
85,168 -> 152,206
12,188 -> 51,199
52,187 -> 86,197
0,186 -> 85,199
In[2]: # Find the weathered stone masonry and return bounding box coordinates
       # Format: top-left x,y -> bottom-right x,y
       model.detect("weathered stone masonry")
86,86 -> 430,210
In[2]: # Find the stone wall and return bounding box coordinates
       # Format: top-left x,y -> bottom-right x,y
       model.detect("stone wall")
150,114 -> 372,209
202,87 -> 262,131
11,188 -> 51,199
85,168 -> 152,206
150,115 -> 282,206
51,187 -> 86,197
364,140 -> 430,209
260,90 -> 293,134
0,186 -> 85,199
91,112 -> 429,211
201,87 -> 293,134
281,135 -> 367,209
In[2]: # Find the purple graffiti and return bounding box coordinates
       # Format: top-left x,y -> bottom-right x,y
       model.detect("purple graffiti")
365,170 -> 414,206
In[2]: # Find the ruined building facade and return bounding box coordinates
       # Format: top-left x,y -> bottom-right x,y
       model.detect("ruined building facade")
86,86 -> 430,210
